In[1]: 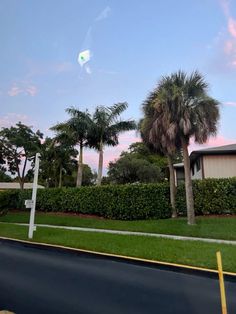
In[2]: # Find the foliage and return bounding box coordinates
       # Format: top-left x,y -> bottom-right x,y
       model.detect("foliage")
0,169 -> 12,182
140,71 -> 220,224
88,102 -> 136,185
0,122 -> 43,189
62,164 -> 97,187
106,142 -> 166,184
39,137 -> 78,188
107,154 -> 163,184
176,178 -> 236,216
4,184 -> 171,220
0,190 -> 19,216
2,178 -> 236,219
51,108 -> 92,187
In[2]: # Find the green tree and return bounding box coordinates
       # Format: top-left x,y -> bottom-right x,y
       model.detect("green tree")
142,71 -> 220,224
107,153 -> 163,184
0,122 -> 43,189
40,137 -> 78,188
51,108 -> 92,187
0,168 -> 12,182
88,103 -> 136,185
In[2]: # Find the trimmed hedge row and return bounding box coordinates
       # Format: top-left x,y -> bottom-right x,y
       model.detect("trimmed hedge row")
2,184 -> 172,220
176,178 -> 236,216
1,178 -> 236,219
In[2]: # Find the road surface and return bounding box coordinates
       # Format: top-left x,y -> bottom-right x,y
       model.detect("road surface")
0,239 -> 236,314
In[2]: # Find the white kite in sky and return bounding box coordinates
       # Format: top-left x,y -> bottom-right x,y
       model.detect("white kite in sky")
78,50 -> 91,74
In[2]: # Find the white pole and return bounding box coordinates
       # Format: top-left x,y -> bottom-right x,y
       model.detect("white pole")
28,153 -> 40,239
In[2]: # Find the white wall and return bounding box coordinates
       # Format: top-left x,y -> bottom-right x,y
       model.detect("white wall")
203,155 -> 236,178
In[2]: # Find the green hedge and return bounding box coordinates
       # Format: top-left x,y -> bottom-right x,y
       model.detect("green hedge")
1,184 -> 172,220
176,178 -> 236,215
1,178 -> 236,219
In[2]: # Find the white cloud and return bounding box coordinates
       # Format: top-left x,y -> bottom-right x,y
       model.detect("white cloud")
95,6 -> 111,22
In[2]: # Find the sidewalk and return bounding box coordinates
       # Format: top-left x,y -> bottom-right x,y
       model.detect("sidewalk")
3,222 -> 236,246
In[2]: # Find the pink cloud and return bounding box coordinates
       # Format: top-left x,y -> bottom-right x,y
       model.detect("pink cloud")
189,135 -> 236,152
216,0 -> 236,70
224,101 -> 236,107
8,86 -> 22,97
0,113 -> 30,128
82,131 -> 141,174
220,0 -> 230,17
25,85 -> 38,96
7,83 -> 38,97
54,62 -> 73,73
26,59 -> 75,78
228,17 -> 236,38
224,39 -> 234,54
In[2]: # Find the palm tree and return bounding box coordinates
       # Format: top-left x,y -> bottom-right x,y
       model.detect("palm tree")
40,137 -> 78,188
88,102 -> 136,185
139,96 -> 180,218
51,108 -> 92,187
146,71 -> 220,224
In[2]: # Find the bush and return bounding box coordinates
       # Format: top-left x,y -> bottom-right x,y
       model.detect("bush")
2,184 -> 172,220
0,190 -> 19,216
176,178 -> 236,215
2,178 -> 236,219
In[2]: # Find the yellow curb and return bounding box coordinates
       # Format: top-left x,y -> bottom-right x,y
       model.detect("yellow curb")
1,236 -> 236,277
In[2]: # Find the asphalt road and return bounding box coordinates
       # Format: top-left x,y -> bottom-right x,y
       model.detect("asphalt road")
0,240 -> 236,314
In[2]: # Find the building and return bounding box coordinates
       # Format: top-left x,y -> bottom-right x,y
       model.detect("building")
174,144 -> 236,185
0,182 -> 45,190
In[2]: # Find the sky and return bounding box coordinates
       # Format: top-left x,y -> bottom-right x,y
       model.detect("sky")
0,0 -> 236,174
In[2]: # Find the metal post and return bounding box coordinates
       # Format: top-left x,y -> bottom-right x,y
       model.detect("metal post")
216,251 -> 227,314
28,153 -> 40,239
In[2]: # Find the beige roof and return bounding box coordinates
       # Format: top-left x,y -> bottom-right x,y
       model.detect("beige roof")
0,182 -> 45,189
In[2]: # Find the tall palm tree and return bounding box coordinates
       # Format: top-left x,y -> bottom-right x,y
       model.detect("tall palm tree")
51,107 -> 92,187
148,71 -> 220,224
139,94 -> 180,218
88,102 -> 136,185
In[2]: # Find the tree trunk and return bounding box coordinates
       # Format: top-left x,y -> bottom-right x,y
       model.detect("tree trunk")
181,138 -> 195,225
76,143 -> 83,187
59,166 -> 62,188
16,163 -> 24,190
97,141 -> 103,186
167,154 -> 177,218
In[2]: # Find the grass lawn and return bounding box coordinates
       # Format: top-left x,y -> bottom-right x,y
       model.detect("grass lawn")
0,223 -> 236,272
1,211 -> 236,241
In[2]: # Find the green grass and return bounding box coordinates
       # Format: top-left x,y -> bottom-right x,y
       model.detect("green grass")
1,211 -> 236,241
0,223 -> 236,272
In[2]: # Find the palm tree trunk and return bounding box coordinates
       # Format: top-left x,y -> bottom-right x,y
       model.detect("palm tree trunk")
181,138 -> 195,225
167,154 -> 177,218
76,143 -> 83,187
97,140 -> 103,186
59,165 -> 62,188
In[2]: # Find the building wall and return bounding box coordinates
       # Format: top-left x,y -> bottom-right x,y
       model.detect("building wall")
203,155 -> 236,178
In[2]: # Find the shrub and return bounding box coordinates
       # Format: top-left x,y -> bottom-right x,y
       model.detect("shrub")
176,178 -> 236,215
2,184 -> 172,220
2,178 -> 236,219
0,190 -> 19,216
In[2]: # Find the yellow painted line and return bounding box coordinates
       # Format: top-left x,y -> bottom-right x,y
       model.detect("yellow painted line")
1,236 -> 236,277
